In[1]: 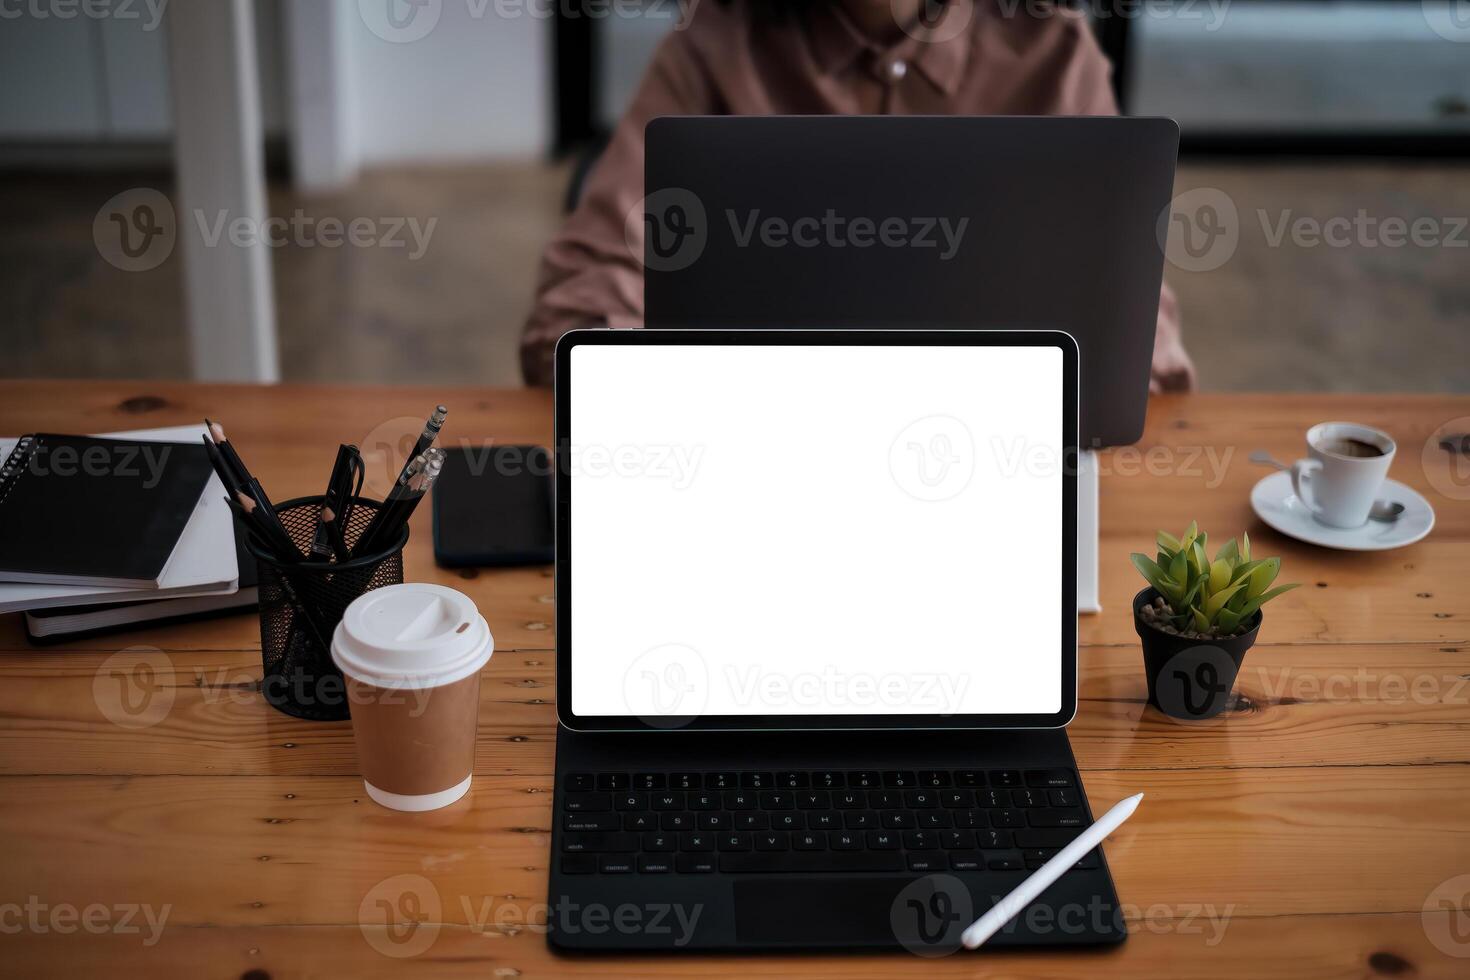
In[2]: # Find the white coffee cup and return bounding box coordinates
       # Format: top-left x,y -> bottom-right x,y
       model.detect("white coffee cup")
1291,422 -> 1396,528
332,584 -> 493,811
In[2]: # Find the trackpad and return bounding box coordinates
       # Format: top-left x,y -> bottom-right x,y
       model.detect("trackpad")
735,877 -> 967,948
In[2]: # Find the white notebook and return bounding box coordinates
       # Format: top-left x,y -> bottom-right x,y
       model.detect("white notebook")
0,425 -> 239,614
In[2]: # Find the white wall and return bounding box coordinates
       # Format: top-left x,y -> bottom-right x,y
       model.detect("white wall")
345,0 -> 551,163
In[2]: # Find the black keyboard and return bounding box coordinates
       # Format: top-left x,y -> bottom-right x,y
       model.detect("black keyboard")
556,768 -> 1100,876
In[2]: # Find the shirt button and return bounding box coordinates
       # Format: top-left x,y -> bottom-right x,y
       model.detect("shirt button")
888,59 -> 908,82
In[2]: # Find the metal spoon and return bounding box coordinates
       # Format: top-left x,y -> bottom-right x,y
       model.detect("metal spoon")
1250,451 -> 1404,522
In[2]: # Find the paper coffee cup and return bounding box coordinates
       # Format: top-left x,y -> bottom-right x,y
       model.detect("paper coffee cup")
332,584 -> 493,811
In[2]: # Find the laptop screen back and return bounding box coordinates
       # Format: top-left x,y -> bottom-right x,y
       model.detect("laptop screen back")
559,332 -> 1077,730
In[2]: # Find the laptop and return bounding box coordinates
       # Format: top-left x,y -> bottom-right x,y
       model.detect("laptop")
548,328 -> 1125,953
643,115 -> 1180,449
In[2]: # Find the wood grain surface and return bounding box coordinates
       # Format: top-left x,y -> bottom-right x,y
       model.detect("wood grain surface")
0,381 -> 1467,979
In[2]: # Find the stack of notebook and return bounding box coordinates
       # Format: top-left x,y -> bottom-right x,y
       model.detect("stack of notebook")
0,425 -> 253,641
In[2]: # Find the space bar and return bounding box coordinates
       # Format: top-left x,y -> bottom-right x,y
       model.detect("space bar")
719,852 -> 905,873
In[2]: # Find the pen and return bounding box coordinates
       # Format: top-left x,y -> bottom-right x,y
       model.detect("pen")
960,792 -> 1143,949
383,406 -> 447,506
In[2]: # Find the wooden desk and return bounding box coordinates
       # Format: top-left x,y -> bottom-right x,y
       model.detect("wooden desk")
2,381 -> 1467,978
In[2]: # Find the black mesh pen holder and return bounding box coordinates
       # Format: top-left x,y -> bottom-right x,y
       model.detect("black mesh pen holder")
245,495 -> 408,721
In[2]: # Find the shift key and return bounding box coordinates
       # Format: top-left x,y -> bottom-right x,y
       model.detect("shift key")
562,832 -> 638,853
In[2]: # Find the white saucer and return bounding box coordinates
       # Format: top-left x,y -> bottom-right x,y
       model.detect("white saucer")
1249,471 -> 1435,551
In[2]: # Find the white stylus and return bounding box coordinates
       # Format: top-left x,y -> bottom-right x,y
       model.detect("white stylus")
961,792 -> 1143,949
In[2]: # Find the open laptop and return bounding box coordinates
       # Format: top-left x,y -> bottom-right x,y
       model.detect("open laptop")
643,115 -> 1180,449
548,328 -> 1125,953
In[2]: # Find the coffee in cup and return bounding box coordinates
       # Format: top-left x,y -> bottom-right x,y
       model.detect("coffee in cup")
1291,422 -> 1396,528
332,583 -> 493,811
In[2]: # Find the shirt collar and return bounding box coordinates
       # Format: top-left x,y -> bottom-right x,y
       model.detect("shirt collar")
808,0 -> 974,95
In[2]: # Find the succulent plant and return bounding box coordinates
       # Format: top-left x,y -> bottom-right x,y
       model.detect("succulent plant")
1130,522 -> 1298,637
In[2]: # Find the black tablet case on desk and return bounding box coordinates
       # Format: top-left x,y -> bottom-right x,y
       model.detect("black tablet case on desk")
431,446 -> 554,567
0,434 -> 212,587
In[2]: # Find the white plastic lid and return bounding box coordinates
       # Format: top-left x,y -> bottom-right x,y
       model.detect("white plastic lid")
331,583 -> 493,690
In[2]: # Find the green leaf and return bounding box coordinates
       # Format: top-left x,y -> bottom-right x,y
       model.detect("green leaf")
1216,538 -> 1239,564
1230,558 -> 1266,584
1204,581 -> 1247,619
1248,558 -> 1281,598
1181,576 -> 1204,610
1216,608 -> 1242,633
1236,583 -> 1299,620
1180,521 -> 1198,549
1157,530 -> 1181,553
1191,606 -> 1210,632
1241,531 -> 1251,563
1190,540 -> 1207,576
1208,559 -> 1232,595
1131,554 -> 1179,600
1169,548 -> 1188,587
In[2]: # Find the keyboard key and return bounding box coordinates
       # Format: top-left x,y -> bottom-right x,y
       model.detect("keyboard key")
908,854 -> 944,872
883,771 -> 916,788
772,813 -> 803,830
1050,788 -> 1078,807
847,771 -> 881,788
867,831 -> 900,850
948,852 -> 984,871
793,832 -> 825,851
688,793 -> 720,811
954,810 -> 988,829
797,791 -> 830,809
776,771 -> 808,788
718,832 -> 752,851
676,855 -> 715,873
991,809 -> 1026,828
810,812 -> 840,830
651,792 -> 684,810
989,770 -> 1022,788
660,812 -> 694,830
831,831 -> 862,850
634,773 -> 665,790
562,832 -> 637,853
760,792 -> 793,810
835,792 -> 865,809
561,854 -> 596,874
563,793 -> 610,812
919,811 -> 952,829
564,813 -> 618,832
736,812 -> 768,830
985,849 -> 1024,871
1025,769 -> 1075,788
670,773 -> 700,789
942,790 -> 976,808
643,832 -> 676,852
755,832 -> 789,851
719,852 -> 904,874
624,813 -> 656,831
681,832 -> 714,851
724,791 -> 756,810
1029,808 -> 1086,828
978,829 -> 1013,849
1011,788 -> 1045,808
741,772 -> 773,788
978,790 -> 1007,808
943,830 -> 976,849
812,771 -> 844,788
917,770 -> 951,787
596,774 -> 629,790
1024,848 -> 1095,871
881,811 -> 913,829
698,813 -> 729,830
867,790 -> 901,809
905,790 -> 938,809
598,856 -> 633,874
706,772 -> 738,789
954,770 -> 986,787
638,856 -> 673,873
613,793 -> 646,811
564,774 -> 594,791
902,831 -> 938,850
1015,829 -> 1080,848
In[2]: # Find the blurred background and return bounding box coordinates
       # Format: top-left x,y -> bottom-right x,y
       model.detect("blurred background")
2,0 -> 1467,390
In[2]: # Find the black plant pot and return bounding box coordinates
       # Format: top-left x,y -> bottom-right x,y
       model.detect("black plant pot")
1133,587 -> 1262,721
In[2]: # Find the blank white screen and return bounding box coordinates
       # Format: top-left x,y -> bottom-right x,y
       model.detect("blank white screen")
569,343 -> 1064,718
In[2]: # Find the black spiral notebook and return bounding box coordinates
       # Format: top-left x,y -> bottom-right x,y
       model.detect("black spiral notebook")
0,434 -> 213,588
